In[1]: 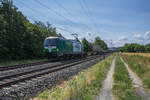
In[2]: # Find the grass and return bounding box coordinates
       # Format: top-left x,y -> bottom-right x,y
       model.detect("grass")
121,53 -> 150,89
32,55 -> 114,100
113,55 -> 142,100
0,59 -> 48,67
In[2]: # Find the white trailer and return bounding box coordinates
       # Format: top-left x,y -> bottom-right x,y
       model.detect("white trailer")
71,40 -> 82,54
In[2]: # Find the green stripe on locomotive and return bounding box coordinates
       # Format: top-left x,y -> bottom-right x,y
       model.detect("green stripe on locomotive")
57,39 -> 73,54
43,48 -> 49,53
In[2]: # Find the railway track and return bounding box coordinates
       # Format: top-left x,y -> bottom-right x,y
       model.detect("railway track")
0,55 -> 105,89
0,55 -> 100,72
0,61 -> 50,71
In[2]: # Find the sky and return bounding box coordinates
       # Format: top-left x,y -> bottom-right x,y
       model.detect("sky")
13,0 -> 150,47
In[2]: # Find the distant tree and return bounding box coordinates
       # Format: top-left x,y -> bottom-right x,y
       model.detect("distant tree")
58,33 -> 64,38
118,47 -> 124,52
94,37 -> 108,50
82,38 -> 92,52
145,44 -> 150,52
119,43 -> 145,52
75,37 -> 80,42
135,44 -> 145,52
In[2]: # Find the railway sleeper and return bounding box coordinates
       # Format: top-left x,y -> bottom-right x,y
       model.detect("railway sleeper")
0,56 -> 99,89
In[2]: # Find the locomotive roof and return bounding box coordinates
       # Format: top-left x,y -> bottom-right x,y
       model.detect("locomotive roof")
45,37 -> 81,43
68,39 -> 81,43
45,37 -> 65,40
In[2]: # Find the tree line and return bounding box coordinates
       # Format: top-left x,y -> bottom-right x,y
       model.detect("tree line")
0,0 -> 108,61
119,43 -> 150,52
82,37 -> 108,52
0,0 -> 60,60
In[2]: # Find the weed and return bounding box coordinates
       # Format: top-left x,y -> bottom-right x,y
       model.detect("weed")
121,53 -> 150,89
113,56 -> 142,100
32,55 -> 114,100
38,91 -> 49,100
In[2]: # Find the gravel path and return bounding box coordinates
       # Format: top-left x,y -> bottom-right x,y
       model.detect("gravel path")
120,57 -> 150,100
95,56 -> 116,100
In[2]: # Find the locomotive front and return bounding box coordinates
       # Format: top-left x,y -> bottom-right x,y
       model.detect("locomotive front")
43,37 -> 59,57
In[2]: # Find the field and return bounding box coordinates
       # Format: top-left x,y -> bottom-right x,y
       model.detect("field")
113,55 -> 141,100
32,55 -> 114,100
121,53 -> 150,88
122,52 -> 150,57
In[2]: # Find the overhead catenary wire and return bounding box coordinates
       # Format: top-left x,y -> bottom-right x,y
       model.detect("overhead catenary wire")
53,0 -> 91,33
78,0 -> 100,34
78,0 -> 95,32
52,0 -> 92,31
15,0 -> 55,23
15,0 -> 93,38
34,0 -> 94,36
34,0 -> 78,26
25,15 -> 72,34
52,0 -> 73,18
15,0 -> 76,34
33,0 -> 89,36
82,0 -> 99,30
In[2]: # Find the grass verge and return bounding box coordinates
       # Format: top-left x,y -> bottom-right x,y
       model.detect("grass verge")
0,59 -> 48,67
113,55 -> 142,100
32,55 -> 114,100
121,53 -> 150,89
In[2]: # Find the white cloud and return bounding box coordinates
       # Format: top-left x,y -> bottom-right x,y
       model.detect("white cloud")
132,31 -> 150,44
133,31 -> 150,41
144,31 -> 150,40
110,35 -> 129,47
118,36 -> 128,41
133,34 -> 143,39
133,34 -> 145,44
114,36 -> 128,44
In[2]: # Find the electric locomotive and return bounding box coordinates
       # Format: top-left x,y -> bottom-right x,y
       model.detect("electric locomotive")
43,37 -> 83,58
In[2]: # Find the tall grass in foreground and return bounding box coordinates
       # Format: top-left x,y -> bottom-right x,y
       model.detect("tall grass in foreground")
121,53 -> 150,89
113,56 -> 142,100
32,55 -> 114,100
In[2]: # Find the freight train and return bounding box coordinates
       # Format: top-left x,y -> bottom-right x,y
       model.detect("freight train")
43,36 -> 112,59
43,37 -> 85,58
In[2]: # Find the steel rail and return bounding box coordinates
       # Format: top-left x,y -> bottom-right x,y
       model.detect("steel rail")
0,55 -> 102,88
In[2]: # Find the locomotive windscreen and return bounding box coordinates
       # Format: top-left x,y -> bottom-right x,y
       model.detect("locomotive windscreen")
44,39 -> 59,46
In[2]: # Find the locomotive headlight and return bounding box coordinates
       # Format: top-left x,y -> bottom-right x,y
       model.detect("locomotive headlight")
56,48 -> 59,52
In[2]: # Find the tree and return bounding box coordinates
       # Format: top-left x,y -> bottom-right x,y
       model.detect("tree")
119,43 -> 145,52
94,37 -> 108,50
58,33 -> 64,38
145,44 -> 150,52
75,37 -> 80,42
82,38 -> 92,52
0,0 -> 28,59
0,0 -> 60,60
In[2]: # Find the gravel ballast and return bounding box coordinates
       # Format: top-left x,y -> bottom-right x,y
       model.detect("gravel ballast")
0,57 -> 104,100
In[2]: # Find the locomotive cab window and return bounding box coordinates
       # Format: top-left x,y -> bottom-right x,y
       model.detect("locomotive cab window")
44,39 -> 59,46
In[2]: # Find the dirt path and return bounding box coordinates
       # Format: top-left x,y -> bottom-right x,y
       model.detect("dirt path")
95,57 -> 116,100
120,57 -> 150,100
